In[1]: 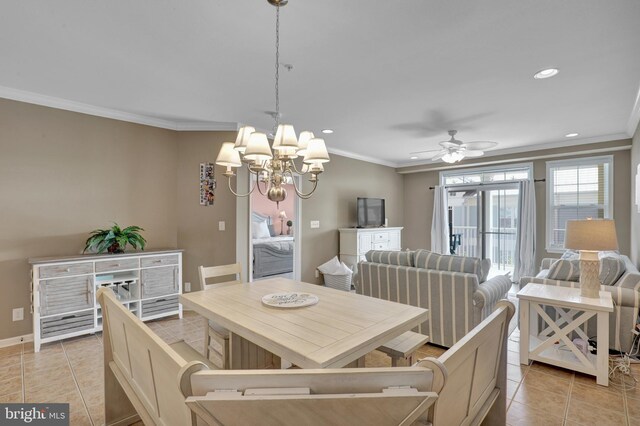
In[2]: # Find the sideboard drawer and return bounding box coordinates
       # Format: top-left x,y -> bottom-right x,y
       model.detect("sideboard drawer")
141,295 -> 179,319
373,242 -> 388,250
39,262 -> 93,279
373,232 -> 389,242
140,255 -> 179,268
95,258 -> 139,273
41,309 -> 94,339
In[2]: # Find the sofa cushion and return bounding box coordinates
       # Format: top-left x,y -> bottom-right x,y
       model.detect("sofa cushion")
599,254 -> 626,286
414,249 -> 482,281
365,250 -> 414,267
547,259 -> 581,282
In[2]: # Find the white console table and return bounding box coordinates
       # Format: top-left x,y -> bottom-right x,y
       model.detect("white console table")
29,249 -> 183,352
338,227 -> 403,269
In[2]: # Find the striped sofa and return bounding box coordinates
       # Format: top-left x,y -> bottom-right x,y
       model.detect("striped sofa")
520,255 -> 640,353
358,249 -> 512,348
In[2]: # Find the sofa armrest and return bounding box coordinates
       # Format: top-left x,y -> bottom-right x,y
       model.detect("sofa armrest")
474,275 -> 512,311
540,258 -> 556,271
616,273 -> 640,291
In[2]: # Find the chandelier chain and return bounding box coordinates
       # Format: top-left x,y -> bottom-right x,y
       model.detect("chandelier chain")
274,4 -> 280,133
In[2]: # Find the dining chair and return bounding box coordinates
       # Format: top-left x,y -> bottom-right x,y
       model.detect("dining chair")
198,263 -> 243,369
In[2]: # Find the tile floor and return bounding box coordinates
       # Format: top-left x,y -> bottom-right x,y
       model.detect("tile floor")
1,311 -> 638,425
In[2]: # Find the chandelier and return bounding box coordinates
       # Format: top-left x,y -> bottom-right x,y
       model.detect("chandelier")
215,0 -> 330,207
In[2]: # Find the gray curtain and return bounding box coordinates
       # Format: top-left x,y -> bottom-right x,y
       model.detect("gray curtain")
514,180 -> 536,282
431,186 -> 449,254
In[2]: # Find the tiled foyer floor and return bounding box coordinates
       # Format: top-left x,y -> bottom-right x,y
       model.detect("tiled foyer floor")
1,311 -> 638,425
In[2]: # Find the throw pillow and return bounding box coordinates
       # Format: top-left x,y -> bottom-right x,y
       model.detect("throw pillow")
480,258 -> 492,283
414,249 -> 482,281
547,259 -> 581,282
251,220 -> 271,239
599,255 -> 626,286
268,224 -> 277,237
365,250 -> 414,267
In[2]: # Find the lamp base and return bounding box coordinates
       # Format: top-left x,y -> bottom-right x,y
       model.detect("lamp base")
579,250 -> 600,298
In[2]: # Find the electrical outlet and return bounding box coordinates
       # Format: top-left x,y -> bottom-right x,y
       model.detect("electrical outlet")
310,220 -> 320,229
12,308 -> 24,322
218,221 -> 225,231
184,282 -> 191,292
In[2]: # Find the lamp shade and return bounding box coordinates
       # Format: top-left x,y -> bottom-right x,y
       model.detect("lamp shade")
233,126 -> 255,153
272,124 -> 298,151
279,210 -> 287,219
296,131 -> 315,156
216,142 -> 242,167
564,219 -> 618,251
303,138 -> 330,164
243,132 -> 273,162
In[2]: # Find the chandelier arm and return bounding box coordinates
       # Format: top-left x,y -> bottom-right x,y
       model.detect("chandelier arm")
286,170 -> 319,199
287,159 -> 310,176
226,173 -> 256,197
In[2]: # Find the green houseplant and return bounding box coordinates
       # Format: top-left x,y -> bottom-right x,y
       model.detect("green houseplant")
84,223 -> 146,254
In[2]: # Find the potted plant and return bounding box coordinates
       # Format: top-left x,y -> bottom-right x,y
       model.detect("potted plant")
287,220 -> 293,235
84,223 -> 147,254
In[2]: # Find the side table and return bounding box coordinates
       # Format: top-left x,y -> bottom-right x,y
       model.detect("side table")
517,283 -> 613,386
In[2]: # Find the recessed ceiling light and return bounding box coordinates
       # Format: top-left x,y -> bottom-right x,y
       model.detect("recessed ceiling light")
321,129 -> 333,134
565,133 -> 579,138
410,156 -> 418,160
533,68 -> 559,79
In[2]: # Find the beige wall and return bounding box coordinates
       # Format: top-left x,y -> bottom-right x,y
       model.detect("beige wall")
631,123 -> 640,267
176,131 -> 239,291
299,155 -> 404,284
400,139 -> 632,268
0,98 -> 179,340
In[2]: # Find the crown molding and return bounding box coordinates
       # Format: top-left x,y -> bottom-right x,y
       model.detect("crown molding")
395,132 -> 631,170
327,147 -> 397,168
0,85 -> 239,131
628,82 -> 640,137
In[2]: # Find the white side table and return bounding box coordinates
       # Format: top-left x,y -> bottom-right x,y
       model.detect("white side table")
517,283 -> 613,386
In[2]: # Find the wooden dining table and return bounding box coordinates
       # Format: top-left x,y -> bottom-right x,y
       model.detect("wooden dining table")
179,277 -> 429,369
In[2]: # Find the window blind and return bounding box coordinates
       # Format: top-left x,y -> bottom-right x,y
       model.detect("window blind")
546,156 -> 612,250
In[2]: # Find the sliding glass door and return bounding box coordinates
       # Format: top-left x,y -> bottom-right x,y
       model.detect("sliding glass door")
448,184 -> 519,276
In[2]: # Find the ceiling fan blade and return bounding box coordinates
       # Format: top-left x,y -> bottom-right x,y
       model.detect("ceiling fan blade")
463,150 -> 485,158
432,151 -> 447,161
409,149 -> 442,155
439,141 -> 460,149
464,141 -> 497,150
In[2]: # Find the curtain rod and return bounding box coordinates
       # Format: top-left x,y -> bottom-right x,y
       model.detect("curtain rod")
428,178 -> 545,190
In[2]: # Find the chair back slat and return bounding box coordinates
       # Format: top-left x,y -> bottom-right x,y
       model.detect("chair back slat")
198,263 -> 243,290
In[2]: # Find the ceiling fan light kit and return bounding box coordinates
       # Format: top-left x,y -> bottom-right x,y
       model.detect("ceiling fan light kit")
420,130 -> 496,164
215,0 -> 329,206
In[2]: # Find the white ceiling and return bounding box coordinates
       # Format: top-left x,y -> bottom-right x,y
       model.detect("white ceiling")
1,1 -> 639,167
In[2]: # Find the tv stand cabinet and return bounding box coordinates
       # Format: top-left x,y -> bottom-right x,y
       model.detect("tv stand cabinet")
29,249 -> 183,352
338,227 -> 403,269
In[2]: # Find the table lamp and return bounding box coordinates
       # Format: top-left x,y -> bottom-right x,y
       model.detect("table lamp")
279,210 -> 287,235
564,219 -> 618,298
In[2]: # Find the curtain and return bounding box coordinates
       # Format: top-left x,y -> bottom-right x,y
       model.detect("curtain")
514,180 -> 536,282
431,186 -> 450,254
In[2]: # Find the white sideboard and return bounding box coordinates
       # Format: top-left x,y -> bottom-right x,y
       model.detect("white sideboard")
338,227 -> 403,269
29,249 -> 183,352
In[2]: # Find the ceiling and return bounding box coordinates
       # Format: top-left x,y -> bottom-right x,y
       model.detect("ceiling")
1,1 -> 639,167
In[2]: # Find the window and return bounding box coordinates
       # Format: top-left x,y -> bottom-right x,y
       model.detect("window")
441,163 -> 532,186
546,156 -> 613,251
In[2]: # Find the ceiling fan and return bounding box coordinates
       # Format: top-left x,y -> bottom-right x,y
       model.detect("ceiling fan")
410,130 -> 498,163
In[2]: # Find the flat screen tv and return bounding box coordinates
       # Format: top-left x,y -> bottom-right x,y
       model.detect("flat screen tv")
357,197 -> 385,228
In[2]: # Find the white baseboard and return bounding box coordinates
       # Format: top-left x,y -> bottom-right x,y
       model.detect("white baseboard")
0,333 -> 33,348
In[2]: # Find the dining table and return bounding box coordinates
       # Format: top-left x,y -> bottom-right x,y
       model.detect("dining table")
179,277 -> 429,369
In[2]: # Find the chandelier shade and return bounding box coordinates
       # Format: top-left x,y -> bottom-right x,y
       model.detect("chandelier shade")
216,142 -> 242,168
233,126 -> 255,153
243,132 -> 273,162
273,124 -> 299,151
303,138 -> 330,164
296,131 -> 314,156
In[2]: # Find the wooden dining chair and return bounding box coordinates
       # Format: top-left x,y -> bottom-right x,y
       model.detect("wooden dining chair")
198,263 -> 243,370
